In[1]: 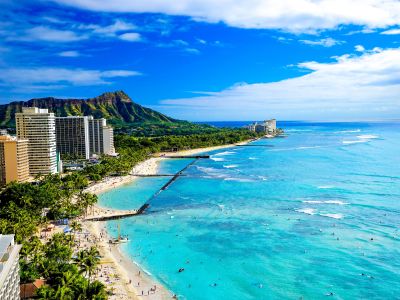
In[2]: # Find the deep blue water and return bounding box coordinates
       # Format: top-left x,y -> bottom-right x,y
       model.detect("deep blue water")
100,122 -> 400,300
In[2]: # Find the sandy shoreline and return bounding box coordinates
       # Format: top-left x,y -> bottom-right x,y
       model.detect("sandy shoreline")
84,140 -> 254,299
81,221 -> 171,300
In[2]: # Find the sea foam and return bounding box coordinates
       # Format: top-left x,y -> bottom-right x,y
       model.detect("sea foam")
223,164 -> 239,169
214,151 -> 235,156
302,200 -> 348,205
317,185 -> 335,189
357,134 -> 379,139
342,140 -> 366,145
210,157 -> 225,162
319,213 -> 343,219
296,208 -> 317,215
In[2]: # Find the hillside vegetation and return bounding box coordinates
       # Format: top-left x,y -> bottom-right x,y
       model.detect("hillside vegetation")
0,91 -> 177,127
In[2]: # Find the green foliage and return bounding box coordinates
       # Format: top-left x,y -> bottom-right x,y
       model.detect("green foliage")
0,90 -> 177,127
0,172 -> 93,242
21,232 -> 106,299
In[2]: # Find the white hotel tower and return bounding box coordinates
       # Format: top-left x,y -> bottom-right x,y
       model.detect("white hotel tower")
0,235 -> 21,300
16,107 -> 58,175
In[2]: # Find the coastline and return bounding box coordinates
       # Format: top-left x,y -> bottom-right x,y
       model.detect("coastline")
84,139 -> 255,299
82,220 -> 171,300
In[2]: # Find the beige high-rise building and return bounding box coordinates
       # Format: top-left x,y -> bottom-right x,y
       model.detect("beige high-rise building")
0,135 -> 30,186
16,107 -> 58,175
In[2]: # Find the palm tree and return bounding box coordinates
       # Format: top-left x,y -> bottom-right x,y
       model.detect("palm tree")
86,280 -> 107,300
77,193 -> 98,217
70,220 -> 82,242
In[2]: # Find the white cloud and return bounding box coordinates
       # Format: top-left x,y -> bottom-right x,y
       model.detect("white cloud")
51,0 -> 400,32
0,67 -> 141,91
381,28 -> 400,35
354,45 -> 365,52
300,38 -> 343,47
79,19 -> 137,36
14,26 -> 87,42
157,48 -> 400,120
184,48 -> 200,54
58,50 -> 80,57
118,32 -> 141,42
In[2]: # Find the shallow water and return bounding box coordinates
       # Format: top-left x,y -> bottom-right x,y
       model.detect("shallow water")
100,122 -> 400,300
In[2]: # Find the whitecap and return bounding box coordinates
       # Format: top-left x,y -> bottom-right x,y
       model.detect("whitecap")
214,151 -> 235,156
302,200 -> 348,205
258,176 -> 268,181
336,129 -> 361,133
302,200 -> 324,204
324,200 -> 349,205
223,164 -> 239,169
210,157 -> 225,162
249,157 -> 258,160
342,140 -> 366,145
319,213 -> 343,219
357,134 -> 379,139
296,208 -> 316,215
317,185 -> 335,189
224,177 -> 254,182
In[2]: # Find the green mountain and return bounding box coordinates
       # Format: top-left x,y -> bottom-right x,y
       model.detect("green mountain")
0,91 -> 178,127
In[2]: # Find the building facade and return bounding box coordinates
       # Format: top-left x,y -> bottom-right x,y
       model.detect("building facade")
265,119 -> 277,133
0,136 -> 30,186
102,125 -> 115,155
0,235 -> 21,300
88,117 -> 104,155
88,117 -> 115,156
55,116 -> 90,160
16,107 -> 58,175
247,119 -> 277,134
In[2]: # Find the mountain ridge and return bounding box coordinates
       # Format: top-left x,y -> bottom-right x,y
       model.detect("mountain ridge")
0,91 -> 179,127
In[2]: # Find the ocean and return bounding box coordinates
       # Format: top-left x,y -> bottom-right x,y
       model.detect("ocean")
99,121 -> 400,300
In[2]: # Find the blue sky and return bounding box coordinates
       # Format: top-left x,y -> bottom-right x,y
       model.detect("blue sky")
1,0 -> 400,121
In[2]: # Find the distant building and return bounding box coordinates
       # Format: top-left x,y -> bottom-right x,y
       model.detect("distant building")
265,119 -> 276,133
16,108 -> 58,175
56,116 -> 90,160
0,234 -> 21,300
88,117 -> 115,156
0,135 -> 30,186
247,119 -> 277,134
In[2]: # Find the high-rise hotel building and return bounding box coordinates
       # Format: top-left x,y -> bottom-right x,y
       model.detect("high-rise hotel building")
16,108 -> 58,175
55,116 -> 115,159
88,117 -> 115,156
0,135 -> 30,186
0,234 -> 21,300
56,116 -> 90,160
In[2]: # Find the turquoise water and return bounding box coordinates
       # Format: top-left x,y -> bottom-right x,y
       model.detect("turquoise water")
99,122 -> 400,300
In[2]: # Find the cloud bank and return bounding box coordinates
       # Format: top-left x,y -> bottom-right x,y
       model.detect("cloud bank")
157,48 -> 400,120
0,67 -> 141,92
51,0 -> 400,32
